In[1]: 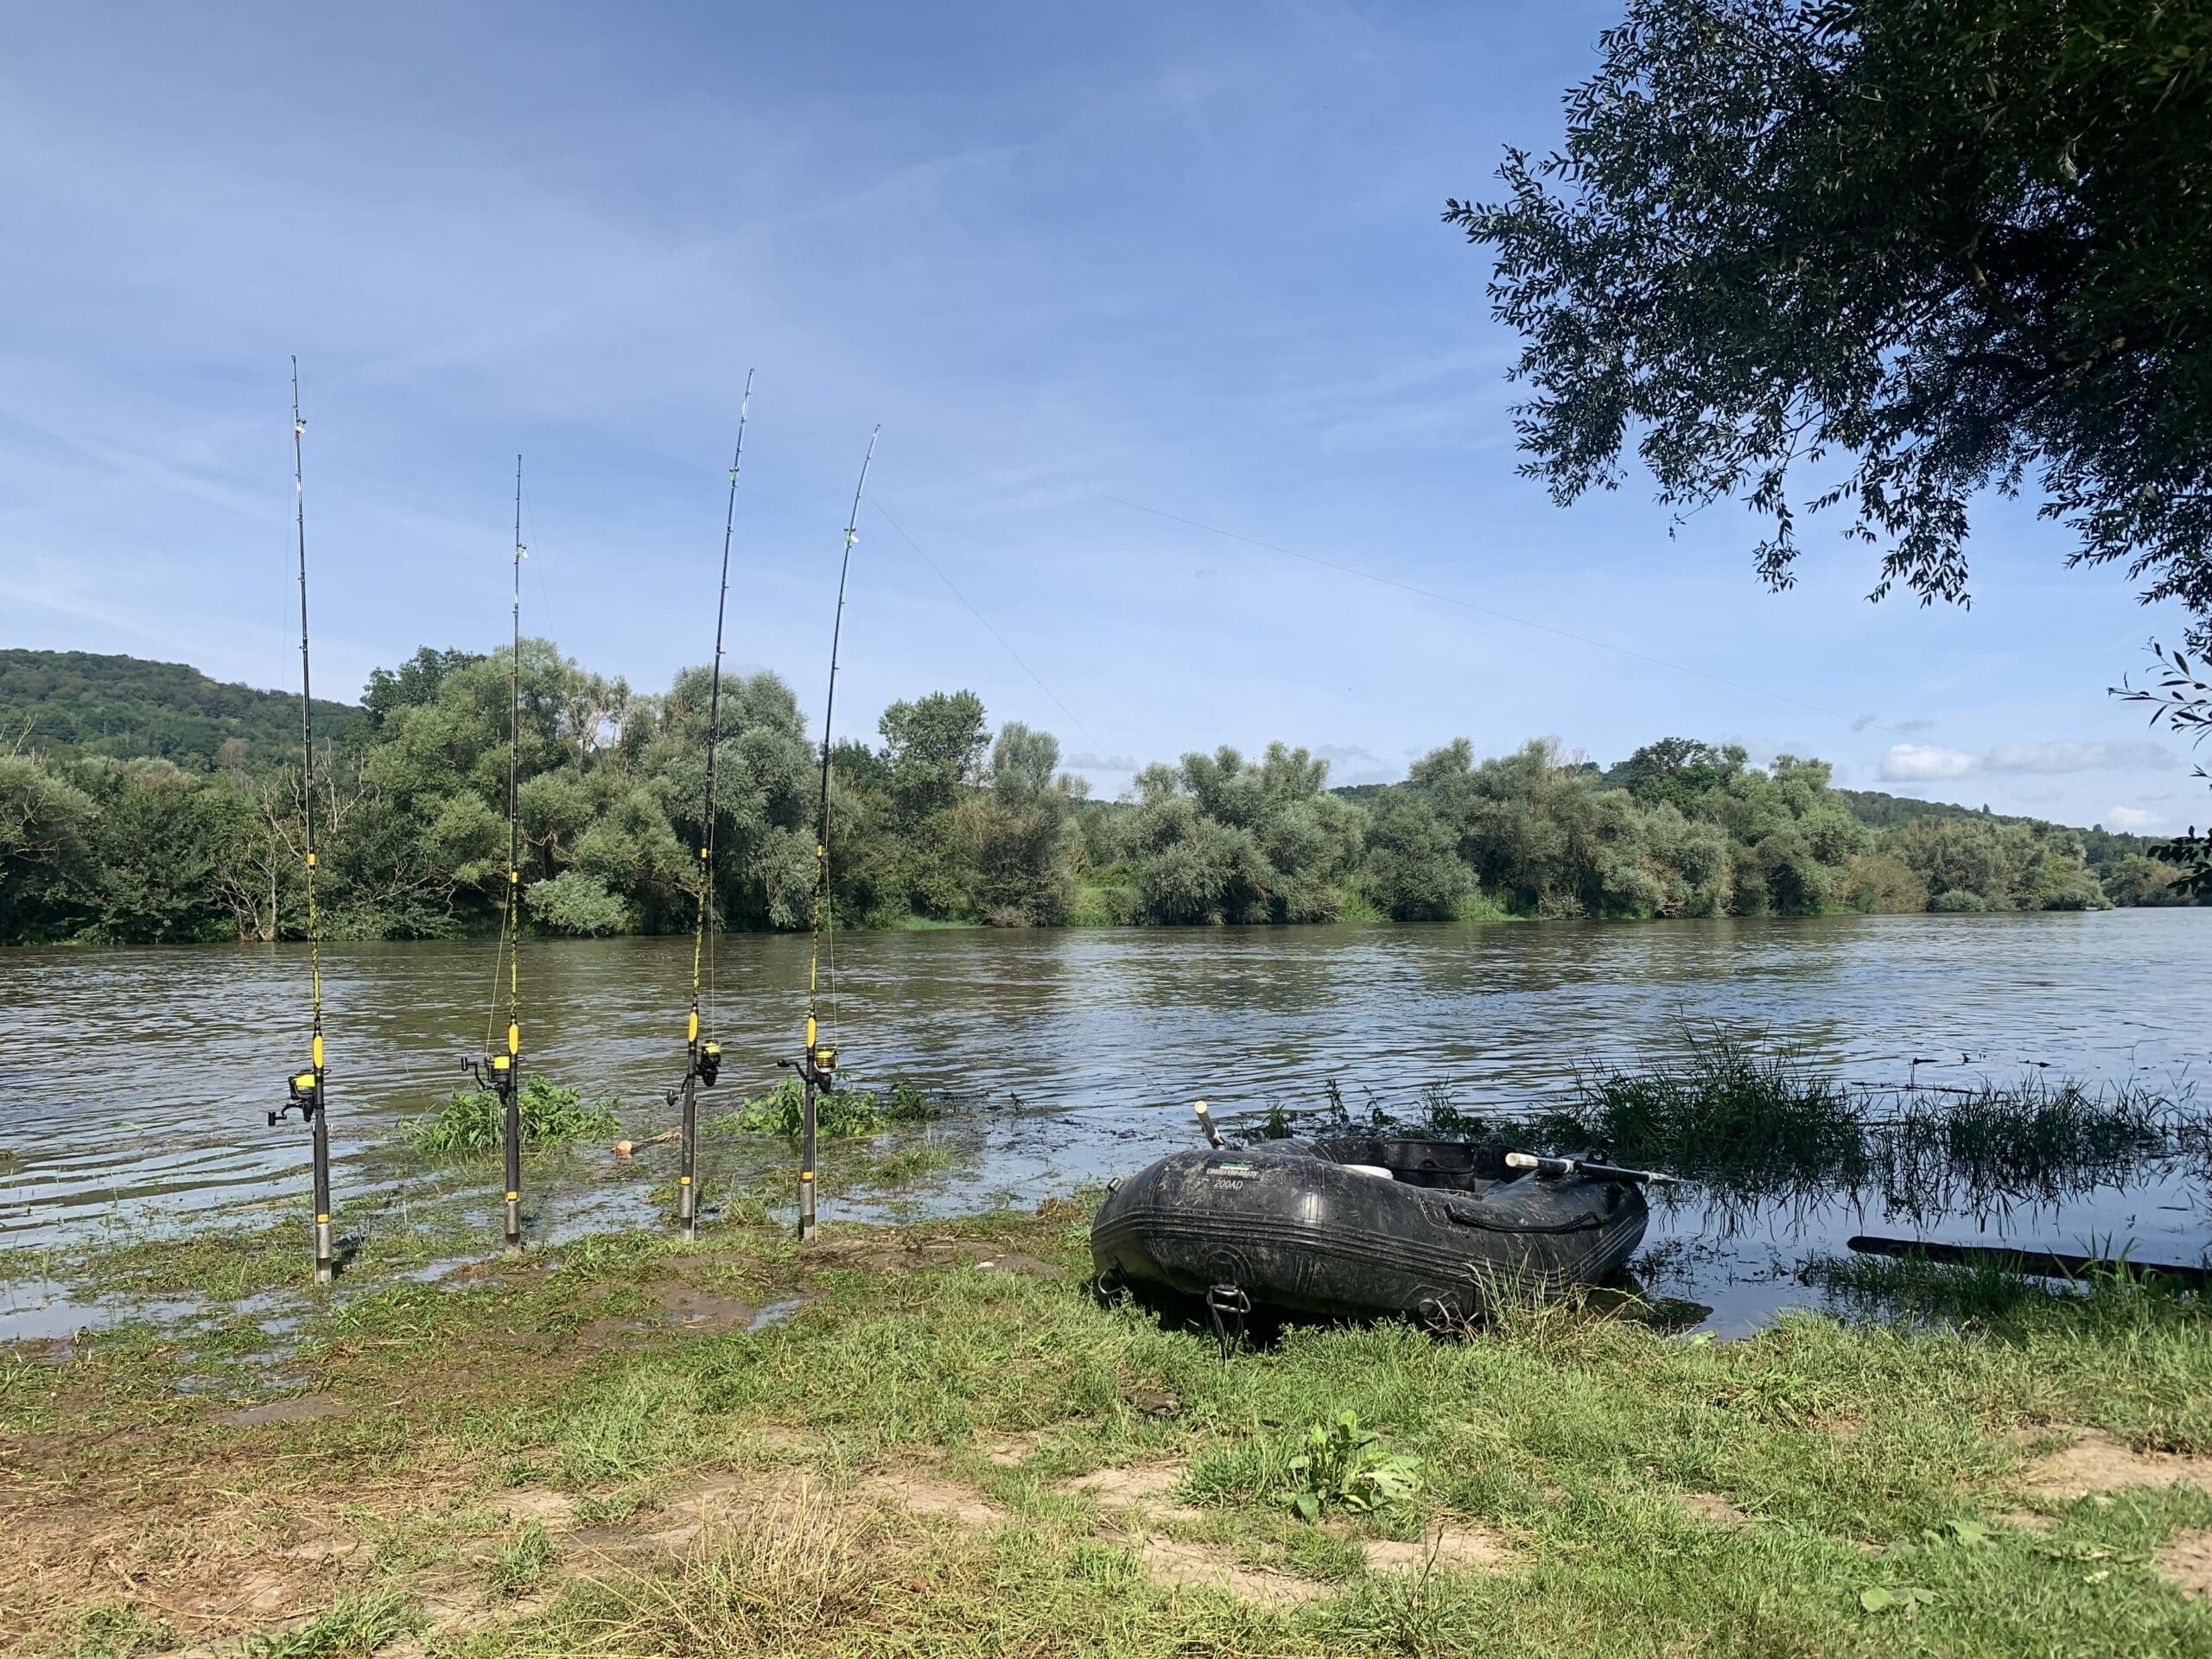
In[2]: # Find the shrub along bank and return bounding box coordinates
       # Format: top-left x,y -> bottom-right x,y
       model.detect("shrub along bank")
0,645 -> 2195,944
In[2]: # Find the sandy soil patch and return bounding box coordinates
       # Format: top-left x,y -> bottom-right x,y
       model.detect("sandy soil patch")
1680,1491 -> 1752,1528
493,1490 -> 581,1529
1068,1465 -> 1186,1508
858,1472 -> 1005,1527
2159,1529 -> 2212,1600
216,1393 -> 349,1427
2024,1430 -> 2212,1498
1363,1525 -> 1512,1573
1138,1537 -> 1325,1604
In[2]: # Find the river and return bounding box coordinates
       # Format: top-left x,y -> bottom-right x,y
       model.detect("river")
3,910 -> 2208,1334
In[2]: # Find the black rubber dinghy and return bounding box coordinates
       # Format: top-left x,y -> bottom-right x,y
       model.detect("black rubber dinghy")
1091,1136 -> 1649,1325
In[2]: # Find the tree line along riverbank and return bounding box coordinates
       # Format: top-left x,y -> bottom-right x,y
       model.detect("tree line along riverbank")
0,644 -> 2199,946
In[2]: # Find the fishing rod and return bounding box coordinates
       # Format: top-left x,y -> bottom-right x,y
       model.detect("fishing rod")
782,427 -> 879,1243
268,357 -> 335,1285
668,371 -> 753,1240
462,457 -> 526,1255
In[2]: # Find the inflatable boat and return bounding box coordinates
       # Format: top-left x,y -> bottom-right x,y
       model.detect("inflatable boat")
1091,1128 -> 1653,1327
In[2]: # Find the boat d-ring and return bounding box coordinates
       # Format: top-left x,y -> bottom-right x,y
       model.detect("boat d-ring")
1205,1282 -> 1251,1361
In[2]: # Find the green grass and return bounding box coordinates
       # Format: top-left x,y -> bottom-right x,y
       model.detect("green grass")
399,1076 -> 621,1157
239,1590 -> 422,1658
10,1194 -> 2212,1657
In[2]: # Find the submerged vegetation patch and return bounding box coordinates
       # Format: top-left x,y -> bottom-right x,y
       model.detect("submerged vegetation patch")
714,1076 -> 940,1141
399,1077 -> 622,1158
1250,1030 -> 2210,1219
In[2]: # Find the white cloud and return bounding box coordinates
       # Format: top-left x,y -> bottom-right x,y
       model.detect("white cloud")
2107,805 -> 2162,832
1878,743 -> 1980,781
1313,743 -> 1399,786
1066,750 -> 1138,772
1878,740 -> 2174,782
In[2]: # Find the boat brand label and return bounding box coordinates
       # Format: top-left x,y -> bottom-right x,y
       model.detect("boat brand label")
1209,1161 -> 1256,1180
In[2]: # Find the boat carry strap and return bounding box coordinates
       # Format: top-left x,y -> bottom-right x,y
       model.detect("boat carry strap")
1205,1283 -> 1249,1362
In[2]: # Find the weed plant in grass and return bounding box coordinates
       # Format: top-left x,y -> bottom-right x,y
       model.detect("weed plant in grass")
399,1077 -> 620,1157
715,1076 -> 939,1140
239,1589 -> 422,1657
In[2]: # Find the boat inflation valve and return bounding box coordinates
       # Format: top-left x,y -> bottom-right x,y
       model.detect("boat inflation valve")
270,1068 -> 322,1127
1205,1282 -> 1250,1362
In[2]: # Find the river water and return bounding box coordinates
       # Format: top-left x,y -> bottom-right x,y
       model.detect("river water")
3,911 -> 2208,1334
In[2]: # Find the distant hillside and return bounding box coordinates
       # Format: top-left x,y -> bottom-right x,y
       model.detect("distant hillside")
1333,771 -> 2158,861
0,649 -> 365,769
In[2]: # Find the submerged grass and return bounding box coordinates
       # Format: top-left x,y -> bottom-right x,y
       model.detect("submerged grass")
398,1076 -> 621,1157
715,1076 -> 941,1140
1255,1028 -> 2209,1217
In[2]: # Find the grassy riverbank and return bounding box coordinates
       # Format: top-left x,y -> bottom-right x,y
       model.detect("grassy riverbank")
8,1199 -> 2212,1658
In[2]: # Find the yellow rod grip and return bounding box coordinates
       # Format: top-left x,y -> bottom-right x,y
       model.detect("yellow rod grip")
688,1011 -> 699,1043
805,1014 -> 817,1047
311,1033 -> 324,1069
507,1022 -> 520,1057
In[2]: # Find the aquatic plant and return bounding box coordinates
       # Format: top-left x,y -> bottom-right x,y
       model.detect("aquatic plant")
714,1076 -> 939,1141
399,1077 -> 620,1157
1565,1032 -> 1871,1199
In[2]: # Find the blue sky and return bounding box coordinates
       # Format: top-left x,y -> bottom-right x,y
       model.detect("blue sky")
1,2 -> 2198,834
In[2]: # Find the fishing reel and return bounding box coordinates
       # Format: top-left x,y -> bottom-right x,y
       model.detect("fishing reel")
665,1039 -> 722,1109
270,1067 -> 322,1127
461,1051 -> 520,1101
779,1044 -> 838,1090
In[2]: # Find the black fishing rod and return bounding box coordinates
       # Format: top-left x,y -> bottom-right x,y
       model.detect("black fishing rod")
783,427 -> 879,1243
269,358 -> 335,1285
463,458 -> 526,1255
669,371 -> 753,1240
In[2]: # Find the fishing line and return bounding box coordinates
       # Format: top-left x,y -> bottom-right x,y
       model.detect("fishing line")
1095,492 -> 1924,741
866,496 -> 1105,754
773,397 -> 1112,757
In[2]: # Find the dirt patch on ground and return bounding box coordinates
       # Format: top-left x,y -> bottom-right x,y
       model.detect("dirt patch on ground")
493,1490 -> 581,1529
216,1393 -> 350,1427
5,1338 -> 80,1367
1680,1491 -> 1752,1528
645,1282 -> 757,1328
1363,1526 -> 1512,1573
973,1251 -> 1068,1280
1138,1537 -> 1325,1604
858,1472 -> 1005,1527
1067,1465 -> 1190,1515
2160,1529 -> 2212,1600
1122,1387 -> 1181,1417
2024,1430 -> 2212,1498
569,1317 -> 656,1350
982,1435 -> 1033,1467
